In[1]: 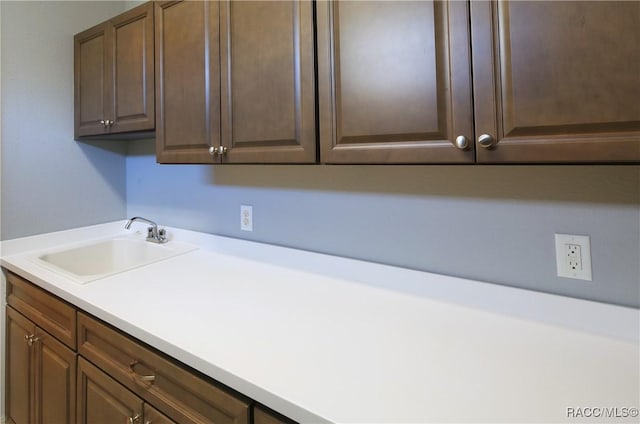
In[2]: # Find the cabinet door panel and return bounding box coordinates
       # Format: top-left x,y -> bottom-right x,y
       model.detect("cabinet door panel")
471,1 -> 640,162
36,329 -> 76,424
155,0 -> 220,163
220,0 -> 316,163
77,357 -> 143,424
6,307 -> 36,424
74,24 -> 110,138
318,0 -> 474,163
111,2 -> 155,133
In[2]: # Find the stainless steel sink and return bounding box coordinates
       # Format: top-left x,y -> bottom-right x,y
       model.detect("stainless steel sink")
32,237 -> 197,283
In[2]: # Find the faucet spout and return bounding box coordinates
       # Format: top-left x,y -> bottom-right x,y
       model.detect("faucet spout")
125,216 -> 156,230
125,217 -> 168,243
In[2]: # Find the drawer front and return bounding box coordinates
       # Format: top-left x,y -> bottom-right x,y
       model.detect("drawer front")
253,406 -> 295,424
6,271 -> 76,349
77,312 -> 249,424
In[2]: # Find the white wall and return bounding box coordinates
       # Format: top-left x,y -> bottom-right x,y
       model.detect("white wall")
127,140 -> 640,308
0,1 -> 127,420
0,1 -> 127,240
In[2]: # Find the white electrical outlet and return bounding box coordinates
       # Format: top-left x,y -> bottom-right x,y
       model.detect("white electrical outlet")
555,234 -> 592,281
240,205 -> 253,231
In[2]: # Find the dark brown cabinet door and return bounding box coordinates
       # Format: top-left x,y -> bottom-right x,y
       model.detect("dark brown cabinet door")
219,1 -> 316,163
317,0 -> 474,163
35,328 -> 76,424
156,0 -> 314,164
74,3 -> 155,139
6,307 -> 76,424
74,23 -> 110,138
77,357 -> 143,424
471,1 -> 640,163
6,307 -> 35,424
155,0 -> 220,163
110,2 -> 155,134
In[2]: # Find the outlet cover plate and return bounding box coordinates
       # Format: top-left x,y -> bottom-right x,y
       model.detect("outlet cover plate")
240,205 -> 253,231
555,234 -> 592,281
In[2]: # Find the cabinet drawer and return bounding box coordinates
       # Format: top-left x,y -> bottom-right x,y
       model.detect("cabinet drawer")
253,406 -> 295,424
77,312 -> 249,424
6,271 -> 76,349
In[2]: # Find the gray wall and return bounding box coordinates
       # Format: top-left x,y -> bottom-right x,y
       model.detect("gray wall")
1,1 -> 127,240
0,1 -> 127,420
127,140 -> 640,308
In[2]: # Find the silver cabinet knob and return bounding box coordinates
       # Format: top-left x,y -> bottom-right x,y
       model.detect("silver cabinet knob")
24,334 -> 39,346
106,120 -> 114,127
100,120 -> 106,127
209,146 -> 228,156
129,361 -> 156,384
477,134 -> 496,148
454,135 -> 469,150
127,414 -> 141,424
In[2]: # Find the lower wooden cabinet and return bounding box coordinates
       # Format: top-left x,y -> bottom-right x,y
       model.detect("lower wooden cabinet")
77,312 -> 250,424
4,270 -> 296,424
78,357 -> 175,424
6,306 -> 76,424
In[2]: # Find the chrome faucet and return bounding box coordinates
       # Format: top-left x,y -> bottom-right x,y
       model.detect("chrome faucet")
125,217 -> 168,244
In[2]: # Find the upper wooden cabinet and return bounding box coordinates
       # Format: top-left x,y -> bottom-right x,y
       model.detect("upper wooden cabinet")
220,1 -> 316,163
470,0 -> 640,163
317,0 -> 475,164
74,2 -> 155,139
155,0 -> 220,163
75,0 -> 639,163
318,0 -> 639,164
155,0 -> 316,164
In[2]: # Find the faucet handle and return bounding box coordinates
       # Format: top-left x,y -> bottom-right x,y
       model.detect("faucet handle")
145,226 -> 168,243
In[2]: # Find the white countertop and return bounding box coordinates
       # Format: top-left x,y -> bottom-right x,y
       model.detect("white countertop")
1,221 -> 639,423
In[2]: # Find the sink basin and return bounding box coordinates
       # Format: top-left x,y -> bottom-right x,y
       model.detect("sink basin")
32,237 -> 197,283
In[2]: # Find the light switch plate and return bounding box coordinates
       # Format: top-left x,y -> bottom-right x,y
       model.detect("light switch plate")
555,234 -> 592,281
